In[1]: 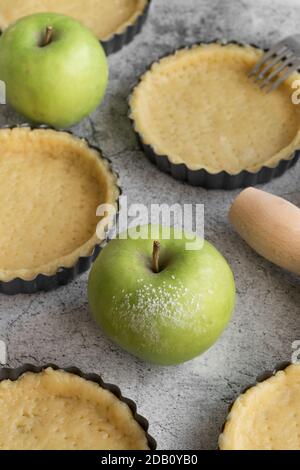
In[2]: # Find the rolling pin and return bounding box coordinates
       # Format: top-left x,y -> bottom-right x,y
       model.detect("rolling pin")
229,187 -> 300,276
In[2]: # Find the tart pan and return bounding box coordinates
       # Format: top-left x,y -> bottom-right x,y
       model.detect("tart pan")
219,361 -> 294,449
137,137 -> 300,190
0,1 -> 151,56
0,363 -> 157,450
102,0 -> 152,55
0,245 -> 102,296
129,40 -> 300,189
0,124 -> 121,296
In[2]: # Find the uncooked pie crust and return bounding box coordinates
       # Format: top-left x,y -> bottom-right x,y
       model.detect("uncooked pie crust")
0,127 -> 119,282
219,363 -> 300,450
130,43 -> 300,175
0,368 -> 149,450
0,0 -> 148,41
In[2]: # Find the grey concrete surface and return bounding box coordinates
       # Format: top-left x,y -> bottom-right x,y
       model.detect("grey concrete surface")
0,0 -> 300,451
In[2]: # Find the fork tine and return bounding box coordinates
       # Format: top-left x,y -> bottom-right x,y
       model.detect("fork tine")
254,50 -> 293,82
248,43 -> 288,77
267,62 -> 300,92
259,55 -> 295,89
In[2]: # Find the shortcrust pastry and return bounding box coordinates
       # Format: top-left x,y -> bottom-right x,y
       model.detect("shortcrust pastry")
219,363 -> 300,450
0,368 -> 149,450
0,127 -> 119,282
130,43 -> 300,174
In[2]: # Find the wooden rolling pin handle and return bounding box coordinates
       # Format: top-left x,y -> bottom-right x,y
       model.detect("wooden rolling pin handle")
229,187 -> 300,276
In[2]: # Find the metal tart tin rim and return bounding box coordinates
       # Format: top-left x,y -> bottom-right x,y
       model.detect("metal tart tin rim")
219,360 -> 295,449
101,0 -> 152,55
0,363 -> 157,450
0,123 -> 122,295
128,39 -> 300,189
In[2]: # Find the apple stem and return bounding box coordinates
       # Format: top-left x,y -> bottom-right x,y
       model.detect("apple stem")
44,26 -> 53,46
152,241 -> 161,274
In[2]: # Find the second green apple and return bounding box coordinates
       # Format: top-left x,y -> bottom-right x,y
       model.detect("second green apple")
0,13 -> 108,128
88,225 -> 236,366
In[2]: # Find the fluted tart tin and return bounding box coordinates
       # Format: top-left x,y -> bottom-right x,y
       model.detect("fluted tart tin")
219,361 -> 296,450
129,40 -> 300,189
0,124 -> 121,295
0,363 -> 157,450
102,0 -> 152,55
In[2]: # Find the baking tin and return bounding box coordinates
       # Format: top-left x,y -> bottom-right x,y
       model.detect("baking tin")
0,1 -> 152,57
0,124 -> 121,296
101,0 -> 152,55
219,361 -> 294,449
0,363 -> 157,451
129,40 -> 300,189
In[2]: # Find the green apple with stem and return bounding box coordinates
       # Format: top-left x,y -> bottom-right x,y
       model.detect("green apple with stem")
88,225 -> 236,366
0,13 -> 108,128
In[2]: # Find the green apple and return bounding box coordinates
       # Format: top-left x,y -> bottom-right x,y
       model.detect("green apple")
88,225 -> 236,366
0,13 -> 108,128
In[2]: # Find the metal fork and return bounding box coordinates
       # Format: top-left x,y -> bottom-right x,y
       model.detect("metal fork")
249,35 -> 300,92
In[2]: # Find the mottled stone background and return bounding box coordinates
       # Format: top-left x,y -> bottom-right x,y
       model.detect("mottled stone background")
0,0 -> 299,450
